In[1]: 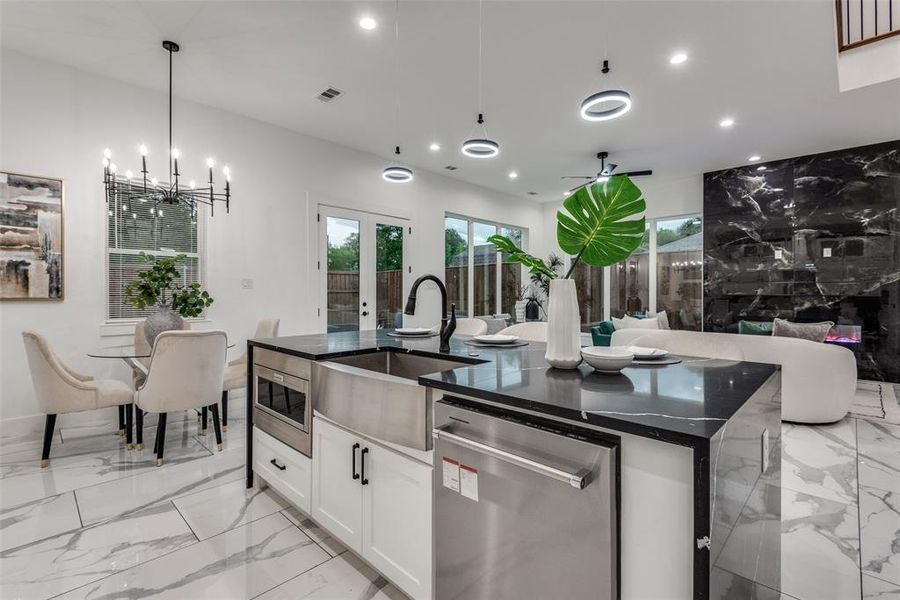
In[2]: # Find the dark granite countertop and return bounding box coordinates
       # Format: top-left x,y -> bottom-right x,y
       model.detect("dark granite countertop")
249,330 -> 778,445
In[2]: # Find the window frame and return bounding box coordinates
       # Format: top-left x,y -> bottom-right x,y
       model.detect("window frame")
444,213 -> 528,317
563,211 -> 703,323
104,202 -> 207,323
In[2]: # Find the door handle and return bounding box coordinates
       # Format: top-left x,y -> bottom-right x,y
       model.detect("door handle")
351,442 -> 360,480
270,458 -> 287,471
360,447 -> 369,485
433,425 -> 592,490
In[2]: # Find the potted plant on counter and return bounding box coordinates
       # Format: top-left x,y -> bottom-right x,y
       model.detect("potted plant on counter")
488,176 -> 646,368
124,253 -> 214,346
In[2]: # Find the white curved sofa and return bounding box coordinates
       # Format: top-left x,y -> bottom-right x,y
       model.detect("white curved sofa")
610,329 -> 858,424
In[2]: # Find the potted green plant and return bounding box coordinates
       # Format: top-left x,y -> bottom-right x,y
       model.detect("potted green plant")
488,176 -> 646,368
124,253 -> 214,346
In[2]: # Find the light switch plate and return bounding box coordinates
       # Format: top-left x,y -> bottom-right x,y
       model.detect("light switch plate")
823,247 -> 832,258
761,428 -> 770,473
241,278 -> 254,290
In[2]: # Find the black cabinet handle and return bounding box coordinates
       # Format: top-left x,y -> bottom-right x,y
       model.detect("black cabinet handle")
360,447 -> 369,485
270,458 -> 286,471
352,442 -> 360,480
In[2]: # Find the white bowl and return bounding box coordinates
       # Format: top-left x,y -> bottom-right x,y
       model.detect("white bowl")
581,346 -> 635,373
473,334 -> 519,344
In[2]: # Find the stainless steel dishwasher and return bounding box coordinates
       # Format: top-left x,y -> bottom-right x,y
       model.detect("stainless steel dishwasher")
433,398 -> 619,600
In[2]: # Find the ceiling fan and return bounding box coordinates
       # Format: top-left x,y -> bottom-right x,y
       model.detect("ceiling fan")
561,152 -> 653,193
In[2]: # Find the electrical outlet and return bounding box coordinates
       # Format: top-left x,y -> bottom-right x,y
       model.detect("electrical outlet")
774,249 -> 783,260
240,278 -> 254,290
761,428 -> 770,473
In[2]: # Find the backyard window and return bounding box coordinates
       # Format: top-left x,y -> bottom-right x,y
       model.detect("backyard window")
444,215 -> 525,318
106,199 -> 201,320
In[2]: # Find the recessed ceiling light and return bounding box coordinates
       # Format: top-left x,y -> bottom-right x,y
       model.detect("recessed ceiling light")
749,155 -> 761,162
669,52 -> 688,65
757,165 -> 767,171
719,117 -> 735,128
508,171 -> 518,179
429,142 -> 440,152
359,16 -> 377,30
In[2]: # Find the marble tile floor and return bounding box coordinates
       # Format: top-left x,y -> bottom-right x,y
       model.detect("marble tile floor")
1,405 -> 898,599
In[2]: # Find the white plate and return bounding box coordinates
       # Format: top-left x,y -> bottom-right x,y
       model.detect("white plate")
395,327 -> 435,336
473,334 -> 519,344
626,346 -> 669,360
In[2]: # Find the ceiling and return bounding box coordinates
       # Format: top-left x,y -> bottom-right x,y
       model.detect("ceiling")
3,0 -> 899,202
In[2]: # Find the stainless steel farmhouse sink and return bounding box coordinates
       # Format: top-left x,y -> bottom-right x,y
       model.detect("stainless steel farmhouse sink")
311,351 -> 480,451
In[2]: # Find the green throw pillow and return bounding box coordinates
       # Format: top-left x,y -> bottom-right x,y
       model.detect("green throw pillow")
738,321 -> 774,336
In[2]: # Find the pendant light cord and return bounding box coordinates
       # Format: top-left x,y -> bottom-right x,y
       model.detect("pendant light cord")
394,0 -> 401,151
168,45 -> 173,181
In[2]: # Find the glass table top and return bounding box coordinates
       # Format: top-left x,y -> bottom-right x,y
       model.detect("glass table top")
88,342 -> 236,359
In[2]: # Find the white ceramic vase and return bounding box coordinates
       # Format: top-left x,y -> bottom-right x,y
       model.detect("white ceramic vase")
545,278 -> 582,369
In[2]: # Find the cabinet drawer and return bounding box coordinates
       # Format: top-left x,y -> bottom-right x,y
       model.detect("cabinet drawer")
253,426 -> 311,513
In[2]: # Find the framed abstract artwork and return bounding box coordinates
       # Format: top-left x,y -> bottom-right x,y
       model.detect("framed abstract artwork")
0,172 -> 65,300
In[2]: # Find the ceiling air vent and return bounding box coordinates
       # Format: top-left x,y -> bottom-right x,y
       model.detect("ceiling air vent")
316,87 -> 344,103
527,191 -> 538,195
444,165 -> 458,171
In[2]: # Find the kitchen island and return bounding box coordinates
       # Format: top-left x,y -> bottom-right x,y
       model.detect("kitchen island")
246,330 -> 781,600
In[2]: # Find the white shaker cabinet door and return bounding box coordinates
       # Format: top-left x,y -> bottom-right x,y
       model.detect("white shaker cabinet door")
311,417 -> 363,551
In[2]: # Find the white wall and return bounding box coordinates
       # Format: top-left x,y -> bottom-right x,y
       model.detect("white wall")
0,50 -> 543,426
533,174 -> 703,260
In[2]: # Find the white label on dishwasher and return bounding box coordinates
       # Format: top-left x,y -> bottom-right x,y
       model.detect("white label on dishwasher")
442,457 -> 460,492
460,464 -> 478,501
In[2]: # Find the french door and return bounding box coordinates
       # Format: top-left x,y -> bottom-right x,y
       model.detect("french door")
318,206 -> 409,332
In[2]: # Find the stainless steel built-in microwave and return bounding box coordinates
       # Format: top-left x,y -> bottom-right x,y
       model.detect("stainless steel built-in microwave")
253,350 -> 312,457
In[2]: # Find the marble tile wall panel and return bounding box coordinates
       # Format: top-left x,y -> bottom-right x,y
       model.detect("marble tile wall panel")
704,140 -> 900,381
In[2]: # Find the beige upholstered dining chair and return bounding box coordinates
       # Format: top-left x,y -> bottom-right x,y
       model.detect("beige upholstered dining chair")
127,320 -> 192,434
134,330 -> 227,466
497,322 -> 548,342
22,331 -> 134,467
217,318 -> 279,432
452,318 -> 489,336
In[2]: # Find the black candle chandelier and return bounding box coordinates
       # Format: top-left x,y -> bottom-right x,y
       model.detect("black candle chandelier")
102,40 -> 232,217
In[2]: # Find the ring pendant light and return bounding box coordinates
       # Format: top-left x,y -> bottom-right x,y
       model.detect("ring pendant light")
580,59 -> 632,122
462,114 -> 500,158
383,146 -> 414,182
382,0 -> 413,183
461,0 -> 499,158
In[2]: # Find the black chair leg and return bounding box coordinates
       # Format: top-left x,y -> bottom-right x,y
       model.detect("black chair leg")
221,391 -> 228,432
125,404 -> 134,450
117,405 -> 125,436
135,408 -> 144,451
156,413 -> 168,466
200,406 -> 208,436
210,404 -> 223,452
41,414 -> 57,468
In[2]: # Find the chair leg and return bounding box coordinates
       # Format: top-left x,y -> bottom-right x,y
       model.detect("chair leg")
210,403 -> 223,452
41,414 -> 57,468
200,406 -> 208,436
156,413 -> 168,466
221,391 -> 228,432
135,408 -> 144,451
117,405 -> 125,436
125,404 -> 134,450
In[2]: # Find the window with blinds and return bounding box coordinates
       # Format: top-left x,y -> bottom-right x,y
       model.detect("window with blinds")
106,198 -> 202,320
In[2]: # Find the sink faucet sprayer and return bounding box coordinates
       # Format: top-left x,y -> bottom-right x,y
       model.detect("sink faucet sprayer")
404,274 -> 456,353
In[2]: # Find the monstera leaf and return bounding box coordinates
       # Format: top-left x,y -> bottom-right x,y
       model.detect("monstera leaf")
557,176 -> 646,276
487,234 -> 558,279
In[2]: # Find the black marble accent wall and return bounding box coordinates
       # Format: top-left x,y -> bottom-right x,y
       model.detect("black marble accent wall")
704,140 -> 900,381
